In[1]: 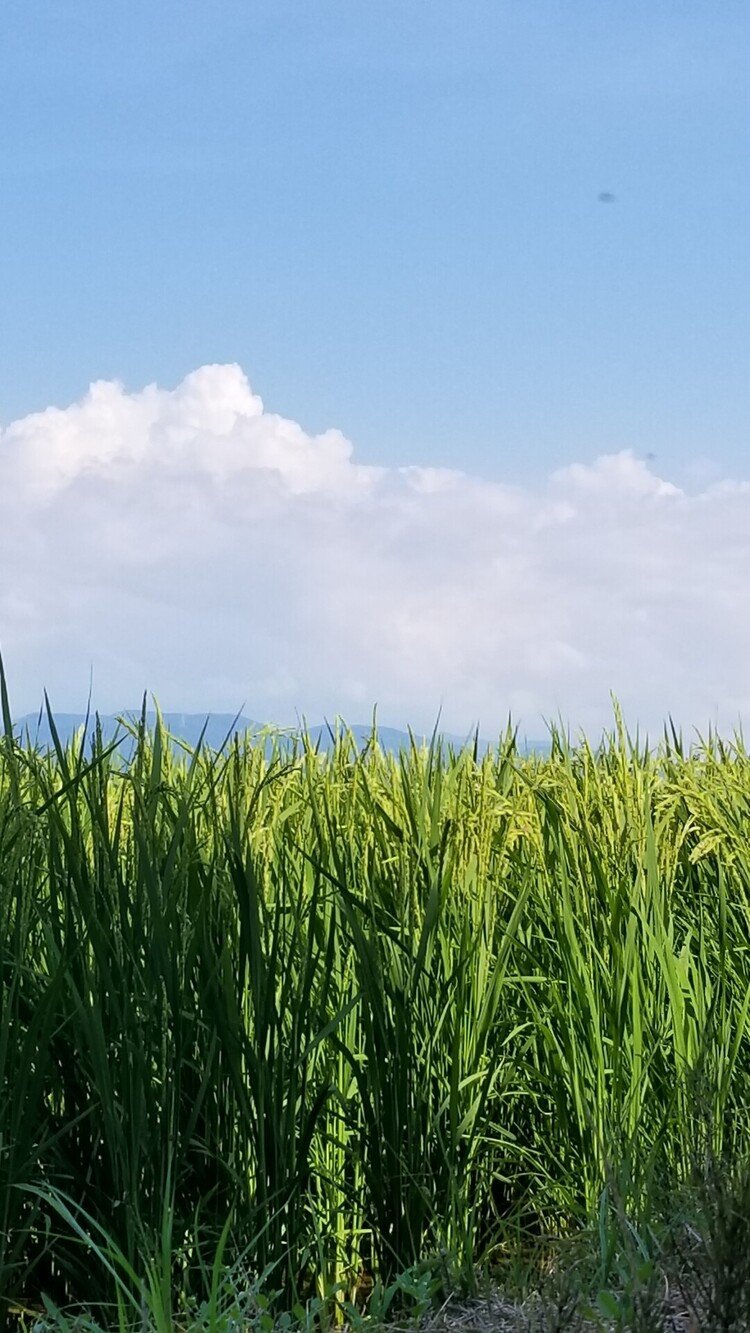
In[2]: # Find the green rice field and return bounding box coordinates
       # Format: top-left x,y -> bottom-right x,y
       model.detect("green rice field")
3,670 -> 750,1328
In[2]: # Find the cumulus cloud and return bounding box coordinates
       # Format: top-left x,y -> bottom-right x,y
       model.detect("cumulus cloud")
1,363 -> 749,736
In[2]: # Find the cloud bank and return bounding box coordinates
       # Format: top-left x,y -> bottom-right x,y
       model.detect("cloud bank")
2,364 -> 749,736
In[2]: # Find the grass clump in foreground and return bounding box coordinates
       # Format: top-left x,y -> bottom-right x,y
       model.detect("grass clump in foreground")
3,667 -> 750,1329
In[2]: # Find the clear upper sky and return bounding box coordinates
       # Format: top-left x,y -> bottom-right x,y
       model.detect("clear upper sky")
2,0 -> 749,486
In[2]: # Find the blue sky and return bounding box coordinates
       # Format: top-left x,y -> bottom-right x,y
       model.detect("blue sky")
2,2 -> 750,731
3,0 -> 749,483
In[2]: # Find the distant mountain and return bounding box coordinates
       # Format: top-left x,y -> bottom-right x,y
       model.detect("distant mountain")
12,711 -> 264,756
8,709 -> 548,762
10,711 -> 549,757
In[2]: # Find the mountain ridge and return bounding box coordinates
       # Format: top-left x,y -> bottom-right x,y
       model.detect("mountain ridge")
11,710 -> 548,756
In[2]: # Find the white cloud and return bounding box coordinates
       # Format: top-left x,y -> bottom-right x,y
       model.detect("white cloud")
2,363 -> 749,737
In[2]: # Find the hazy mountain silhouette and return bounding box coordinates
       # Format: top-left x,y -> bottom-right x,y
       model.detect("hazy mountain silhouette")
11,710 -> 549,756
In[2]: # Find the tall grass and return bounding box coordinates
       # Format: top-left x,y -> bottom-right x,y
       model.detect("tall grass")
2,670 -> 750,1323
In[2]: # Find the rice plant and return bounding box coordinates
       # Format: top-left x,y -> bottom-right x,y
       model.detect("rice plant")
2,660 -> 750,1326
